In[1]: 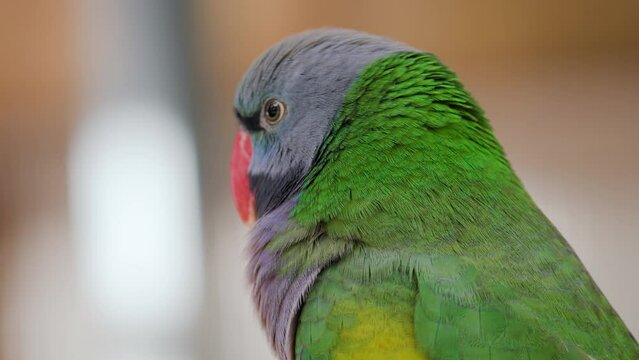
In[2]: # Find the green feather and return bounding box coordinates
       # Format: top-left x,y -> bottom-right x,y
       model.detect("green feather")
280,52 -> 639,359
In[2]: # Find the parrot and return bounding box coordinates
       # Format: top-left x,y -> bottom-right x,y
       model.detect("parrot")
229,29 -> 639,360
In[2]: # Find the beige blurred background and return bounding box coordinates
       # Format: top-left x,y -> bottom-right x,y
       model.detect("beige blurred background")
1,1 -> 638,359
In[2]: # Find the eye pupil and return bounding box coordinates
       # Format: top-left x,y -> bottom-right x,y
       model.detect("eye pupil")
267,102 -> 280,118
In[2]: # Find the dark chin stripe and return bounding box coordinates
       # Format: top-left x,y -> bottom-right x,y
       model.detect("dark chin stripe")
250,165 -> 305,218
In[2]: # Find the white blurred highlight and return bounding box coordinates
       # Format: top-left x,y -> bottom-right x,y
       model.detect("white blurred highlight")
69,102 -> 203,360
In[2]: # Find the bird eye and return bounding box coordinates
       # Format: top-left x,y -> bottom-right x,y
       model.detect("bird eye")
262,98 -> 286,126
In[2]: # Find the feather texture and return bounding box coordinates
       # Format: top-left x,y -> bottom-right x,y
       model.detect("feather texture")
279,52 -> 639,359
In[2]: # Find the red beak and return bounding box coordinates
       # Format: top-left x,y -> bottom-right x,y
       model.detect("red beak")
230,130 -> 256,225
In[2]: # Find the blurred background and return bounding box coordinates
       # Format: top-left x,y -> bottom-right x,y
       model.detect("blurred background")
1,0 -> 638,359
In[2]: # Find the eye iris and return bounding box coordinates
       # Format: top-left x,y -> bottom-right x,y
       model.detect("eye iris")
262,98 -> 286,126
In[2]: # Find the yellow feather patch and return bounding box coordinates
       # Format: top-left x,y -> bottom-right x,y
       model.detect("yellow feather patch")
332,300 -> 425,360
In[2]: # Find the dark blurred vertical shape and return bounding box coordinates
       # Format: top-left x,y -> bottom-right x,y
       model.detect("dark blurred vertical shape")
70,0 -> 204,359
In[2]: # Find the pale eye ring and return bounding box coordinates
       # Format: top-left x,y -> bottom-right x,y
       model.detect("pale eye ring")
262,98 -> 286,126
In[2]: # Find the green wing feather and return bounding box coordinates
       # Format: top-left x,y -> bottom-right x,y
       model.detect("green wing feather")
286,52 -> 639,359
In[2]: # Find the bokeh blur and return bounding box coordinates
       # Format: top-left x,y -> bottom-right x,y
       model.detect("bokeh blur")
1,1 -> 638,359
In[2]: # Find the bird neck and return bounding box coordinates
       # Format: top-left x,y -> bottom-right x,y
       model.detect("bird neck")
290,52 -> 549,247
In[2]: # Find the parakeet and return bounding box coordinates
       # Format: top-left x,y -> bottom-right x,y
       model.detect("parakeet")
229,29 -> 639,360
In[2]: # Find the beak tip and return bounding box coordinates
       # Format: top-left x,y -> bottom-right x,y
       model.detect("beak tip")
240,193 -> 257,227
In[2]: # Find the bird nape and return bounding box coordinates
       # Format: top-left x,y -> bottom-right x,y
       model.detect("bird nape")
229,28 -> 639,360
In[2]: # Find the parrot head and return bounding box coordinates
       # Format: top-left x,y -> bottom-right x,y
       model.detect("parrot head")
230,29 -> 411,225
